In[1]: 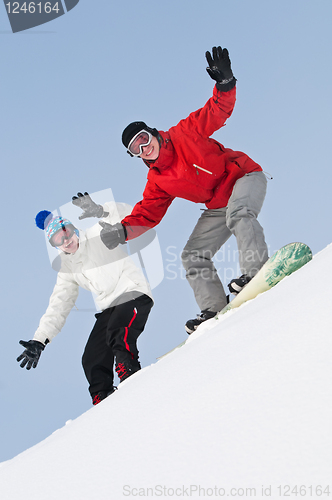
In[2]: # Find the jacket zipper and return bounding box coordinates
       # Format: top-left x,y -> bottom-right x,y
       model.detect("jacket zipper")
193,164 -> 213,175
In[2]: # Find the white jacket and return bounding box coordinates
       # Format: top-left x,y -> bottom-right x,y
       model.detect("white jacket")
33,202 -> 153,344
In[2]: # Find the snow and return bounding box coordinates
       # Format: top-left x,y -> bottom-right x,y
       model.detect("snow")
1,245 -> 331,500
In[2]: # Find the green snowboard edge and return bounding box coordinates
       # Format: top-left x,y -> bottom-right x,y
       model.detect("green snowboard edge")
217,242 -> 312,317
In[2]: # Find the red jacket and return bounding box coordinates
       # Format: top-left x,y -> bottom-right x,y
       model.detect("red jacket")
122,85 -> 262,240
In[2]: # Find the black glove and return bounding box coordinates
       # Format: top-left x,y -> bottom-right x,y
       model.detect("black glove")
17,340 -> 46,370
72,192 -> 109,220
99,222 -> 127,250
206,46 -> 236,92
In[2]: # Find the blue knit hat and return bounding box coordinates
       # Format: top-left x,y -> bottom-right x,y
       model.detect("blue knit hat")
35,210 -> 73,241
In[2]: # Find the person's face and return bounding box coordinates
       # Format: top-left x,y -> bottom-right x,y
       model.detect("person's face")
50,226 -> 79,254
139,135 -> 160,161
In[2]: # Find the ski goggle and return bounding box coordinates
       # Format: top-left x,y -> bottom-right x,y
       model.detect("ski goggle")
50,225 -> 75,248
127,130 -> 152,157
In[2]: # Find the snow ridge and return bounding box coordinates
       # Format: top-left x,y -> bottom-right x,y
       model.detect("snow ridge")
1,245 -> 331,500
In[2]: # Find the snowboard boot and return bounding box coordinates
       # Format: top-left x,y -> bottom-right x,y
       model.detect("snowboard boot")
228,274 -> 252,296
92,387 -> 117,406
185,309 -> 217,334
115,359 -> 141,383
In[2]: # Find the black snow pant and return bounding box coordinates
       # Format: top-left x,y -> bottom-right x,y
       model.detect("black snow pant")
82,293 -> 153,397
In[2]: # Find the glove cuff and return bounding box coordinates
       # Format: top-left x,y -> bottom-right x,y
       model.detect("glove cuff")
34,339 -> 48,349
117,223 -> 127,244
216,77 -> 237,92
122,224 -> 127,242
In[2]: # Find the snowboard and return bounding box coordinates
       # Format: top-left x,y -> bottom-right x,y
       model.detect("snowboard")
157,242 -> 312,360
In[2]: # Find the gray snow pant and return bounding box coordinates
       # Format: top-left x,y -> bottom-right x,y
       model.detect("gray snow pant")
181,172 -> 268,312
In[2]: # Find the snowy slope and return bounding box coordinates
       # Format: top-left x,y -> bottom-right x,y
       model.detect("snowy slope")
1,245 -> 331,500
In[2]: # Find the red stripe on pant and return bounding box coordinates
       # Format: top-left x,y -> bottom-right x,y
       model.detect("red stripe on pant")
124,307 -> 137,359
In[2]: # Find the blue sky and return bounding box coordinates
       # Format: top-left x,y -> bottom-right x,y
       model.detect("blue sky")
1,0 -> 331,462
